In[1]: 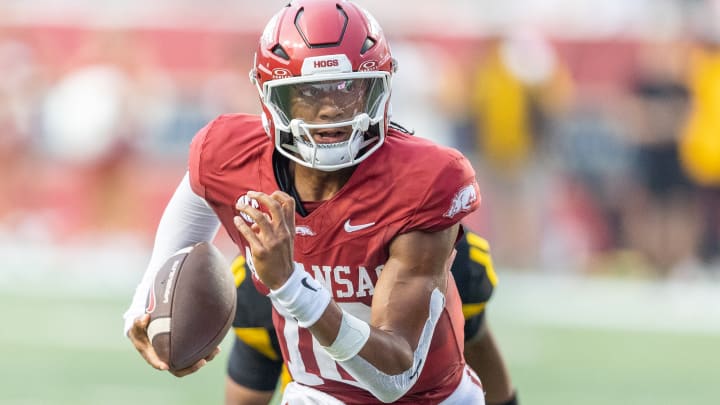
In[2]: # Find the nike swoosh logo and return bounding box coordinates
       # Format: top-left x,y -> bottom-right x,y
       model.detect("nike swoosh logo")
409,358 -> 423,380
145,282 -> 156,314
344,219 -> 375,233
301,277 -> 318,292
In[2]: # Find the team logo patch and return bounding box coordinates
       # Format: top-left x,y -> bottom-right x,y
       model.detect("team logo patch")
313,59 -> 339,68
272,68 -> 292,80
444,184 -> 478,218
358,60 -> 378,71
295,225 -> 316,236
301,54 -> 352,75
236,194 -> 260,223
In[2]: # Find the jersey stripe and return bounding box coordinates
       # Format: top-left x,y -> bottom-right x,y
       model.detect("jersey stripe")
465,232 -> 490,252
461,302 -> 487,319
468,247 -> 498,287
298,327 -> 321,377
231,256 -> 247,287
234,327 -> 280,360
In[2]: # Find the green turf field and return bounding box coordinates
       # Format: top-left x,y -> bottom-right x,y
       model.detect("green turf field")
1,271 -> 718,404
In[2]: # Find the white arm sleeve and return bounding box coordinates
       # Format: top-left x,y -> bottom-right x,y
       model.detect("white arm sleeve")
333,289 -> 446,403
122,172 -> 221,336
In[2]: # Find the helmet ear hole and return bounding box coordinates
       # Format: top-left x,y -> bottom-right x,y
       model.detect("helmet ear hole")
272,45 -> 291,60
360,38 -> 376,54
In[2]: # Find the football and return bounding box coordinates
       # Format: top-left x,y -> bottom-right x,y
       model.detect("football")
145,241 -> 236,372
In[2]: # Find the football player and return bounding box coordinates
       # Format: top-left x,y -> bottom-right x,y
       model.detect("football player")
125,1 -> 485,403
226,229 -> 518,405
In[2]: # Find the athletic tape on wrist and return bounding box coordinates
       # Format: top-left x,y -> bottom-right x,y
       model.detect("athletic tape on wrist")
323,311 -> 371,362
269,263 -> 331,328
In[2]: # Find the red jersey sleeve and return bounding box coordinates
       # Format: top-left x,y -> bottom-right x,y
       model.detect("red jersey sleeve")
188,119 -> 217,199
402,151 -> 481,233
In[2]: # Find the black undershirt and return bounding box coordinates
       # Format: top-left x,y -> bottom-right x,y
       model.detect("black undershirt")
272,150 -> 309,217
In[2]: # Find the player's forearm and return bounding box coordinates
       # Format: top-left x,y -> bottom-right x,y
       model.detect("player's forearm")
269,264 -> 415,374
356,328 -> 415,374
325,290 -> 445,403
309,302 -> 414,374
269,268 -> 443,402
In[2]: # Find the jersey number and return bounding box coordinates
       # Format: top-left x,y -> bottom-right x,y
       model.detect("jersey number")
280,315 -> 362,388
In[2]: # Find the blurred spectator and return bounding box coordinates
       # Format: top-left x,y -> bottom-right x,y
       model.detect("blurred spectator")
548,96 -> 634,272
41,64 -> 131,162
0,31 -> 49,239
387,40 -> 459,147
679,31 -> 720,265
47,30 -> 178,156
0,34 -> 42,147
35,30 -> 180,239
467,28 -> 574,268
199,41 -> 260,118
469,28 -> 573,178
619,40 -> 701,275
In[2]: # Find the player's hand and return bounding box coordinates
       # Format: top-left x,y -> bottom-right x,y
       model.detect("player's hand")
234,190 -> 296,289
128,314 -> 221,377
167,346 -> 221,378
128,314 -> 170,371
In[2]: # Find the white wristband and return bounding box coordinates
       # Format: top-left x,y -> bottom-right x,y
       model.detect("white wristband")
323,311 -> 371,362
269,263 -> 332,328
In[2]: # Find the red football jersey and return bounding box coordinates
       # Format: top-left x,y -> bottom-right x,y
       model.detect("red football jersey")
189,114 -> 481,404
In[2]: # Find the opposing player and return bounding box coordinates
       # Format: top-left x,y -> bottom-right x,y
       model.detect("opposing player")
226,230 -> 518,405
124,1 -> 484,403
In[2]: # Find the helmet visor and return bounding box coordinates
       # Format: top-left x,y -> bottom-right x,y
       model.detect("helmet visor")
265,74 -> 389,127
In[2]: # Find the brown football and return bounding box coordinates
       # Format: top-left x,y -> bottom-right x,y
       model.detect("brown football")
145,241 -> 236,372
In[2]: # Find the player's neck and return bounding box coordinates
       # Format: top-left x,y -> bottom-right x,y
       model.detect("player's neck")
291,161 -> 355,202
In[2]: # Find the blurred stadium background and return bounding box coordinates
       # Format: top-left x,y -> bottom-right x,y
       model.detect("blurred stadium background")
1,0 -> 719,404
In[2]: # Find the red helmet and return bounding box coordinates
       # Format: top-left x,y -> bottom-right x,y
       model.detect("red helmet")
250,0 -> 395,171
